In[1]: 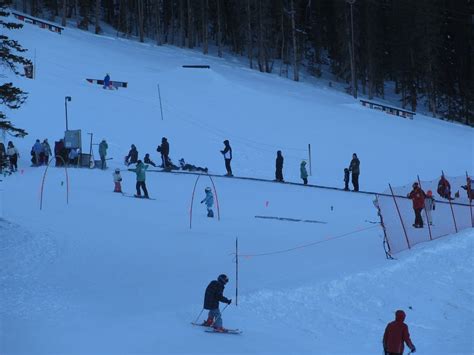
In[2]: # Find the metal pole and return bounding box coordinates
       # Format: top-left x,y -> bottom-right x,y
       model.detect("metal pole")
347,0 -> 357,99
65,99 -> 68,131
65,96 -> 71,131
157,84 -> 164,120
389,183 -> 411,250
235,237 -> 238,306
308,144 -> 312,176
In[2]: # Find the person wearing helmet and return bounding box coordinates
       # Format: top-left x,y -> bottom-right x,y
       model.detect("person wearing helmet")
300,160 -> 308,185
275,150 -> 284,182
220,140 -> 233,176
407,182 -> 426,228
348,153 -> 360,191
99,139 -> 108,169
112,168 -> 122,193
424,190 -> 435,226
383,310 -> 416,355
200,187 -> 214,218
125,144 -> 138,166
103,73 -> 111,89
202,274 -> 232,332
129,160 -> 149,198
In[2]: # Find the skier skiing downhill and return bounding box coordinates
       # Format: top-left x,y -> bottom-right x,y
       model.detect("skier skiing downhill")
383,310 -> 416,355
200,187 -> 214,217
202,274 -> 232,332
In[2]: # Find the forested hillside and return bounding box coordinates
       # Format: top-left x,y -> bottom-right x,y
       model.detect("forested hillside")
12,0 -> 474,124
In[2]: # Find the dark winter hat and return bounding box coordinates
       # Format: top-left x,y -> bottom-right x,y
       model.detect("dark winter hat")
395,310 -> 406,322
412,182 -> 419,188
223,140 -> 229,145
218,274 -> 229,284
137,160 -> 142,164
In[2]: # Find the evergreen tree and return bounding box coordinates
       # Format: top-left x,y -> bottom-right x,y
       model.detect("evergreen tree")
0,2 -> 30,137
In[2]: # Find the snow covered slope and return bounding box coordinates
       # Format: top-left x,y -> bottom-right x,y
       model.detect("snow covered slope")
1,15 -> 473,354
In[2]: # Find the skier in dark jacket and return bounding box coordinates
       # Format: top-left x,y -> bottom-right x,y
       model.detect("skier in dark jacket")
144,153 -> 157,167
202,274 -> 232,332
103,73 -> 111,89
125,144 -> 138,166
157,137 -> 170,168
275,150 -> 284,182
349,153 -> 360,191
220,140 -> 233,176
383,310 -> 416,355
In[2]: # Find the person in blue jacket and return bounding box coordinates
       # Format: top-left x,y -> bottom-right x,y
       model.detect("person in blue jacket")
32,139 -> 44,166
200,187 -> 214,217
103,73 -> 111,89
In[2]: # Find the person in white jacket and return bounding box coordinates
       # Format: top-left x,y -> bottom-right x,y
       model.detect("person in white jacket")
6,141 -> 19,172
424,190 -> 436,226
113,168 -> 122,193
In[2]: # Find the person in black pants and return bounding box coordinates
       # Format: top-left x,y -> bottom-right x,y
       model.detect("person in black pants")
275,150 -> 284,182
157,137 -> 170,168
349,153 -> 360,191
220,140 -> 233,176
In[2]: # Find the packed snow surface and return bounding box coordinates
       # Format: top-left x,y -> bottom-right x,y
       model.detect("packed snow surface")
0,15 -> 473,354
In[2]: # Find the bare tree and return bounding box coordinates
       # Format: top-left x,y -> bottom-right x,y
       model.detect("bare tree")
216,0 -> 222,57
290,0 -> 299,81
246,0 -> 253,68
61,0 -> 67,26
201,0 -> 208,54
94,0 -> 100,34
137,0 -> 144,42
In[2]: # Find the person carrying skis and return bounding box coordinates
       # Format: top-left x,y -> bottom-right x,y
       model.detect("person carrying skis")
99,139 -> 108,169
344,168 -> 350,191
407,182 -> 426,228
202,274 -> 232,332
424,190 -> 435,226
130,160 -> 149,198
42,139 -> 52,164
220,140 -> 233,176
348,153 -> 360,191
113,168 -> 122,193
125,144 -> 138,166
300,160 -> 308,185
275,150 -> 284,182
200,187 -> 214,217
383,310 -> 416,355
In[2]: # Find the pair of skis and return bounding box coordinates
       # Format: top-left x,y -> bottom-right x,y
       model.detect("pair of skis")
191,322 -> 242,335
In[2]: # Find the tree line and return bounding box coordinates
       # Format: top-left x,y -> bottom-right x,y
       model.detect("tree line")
12,0 -> 474,126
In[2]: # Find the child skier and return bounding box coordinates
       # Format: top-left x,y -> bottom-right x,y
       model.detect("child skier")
202,274 -> 232,332
344,168 -> 350,191
113,168 -> 122,193
200,187 -> 214,217
300,161 -> 308,185
425,190 -> 435,225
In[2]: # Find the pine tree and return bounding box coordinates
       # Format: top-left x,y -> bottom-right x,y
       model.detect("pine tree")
0,3 -> 31,137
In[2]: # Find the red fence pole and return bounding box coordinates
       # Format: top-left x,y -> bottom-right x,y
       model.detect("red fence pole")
417,175 -> 433,241
189,175 -> 201,229
389,183 -> 411,249
208,173 -> 220,221
40,156 -> 69,210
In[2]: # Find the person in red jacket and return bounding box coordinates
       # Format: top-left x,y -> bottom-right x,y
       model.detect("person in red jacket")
407,182 -> 426,228
437,174 -> 452,200
383,310 -> 416,355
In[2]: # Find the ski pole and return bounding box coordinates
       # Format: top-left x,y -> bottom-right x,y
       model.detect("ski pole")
193,308 -> 204,324
221,304 -> 230,314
